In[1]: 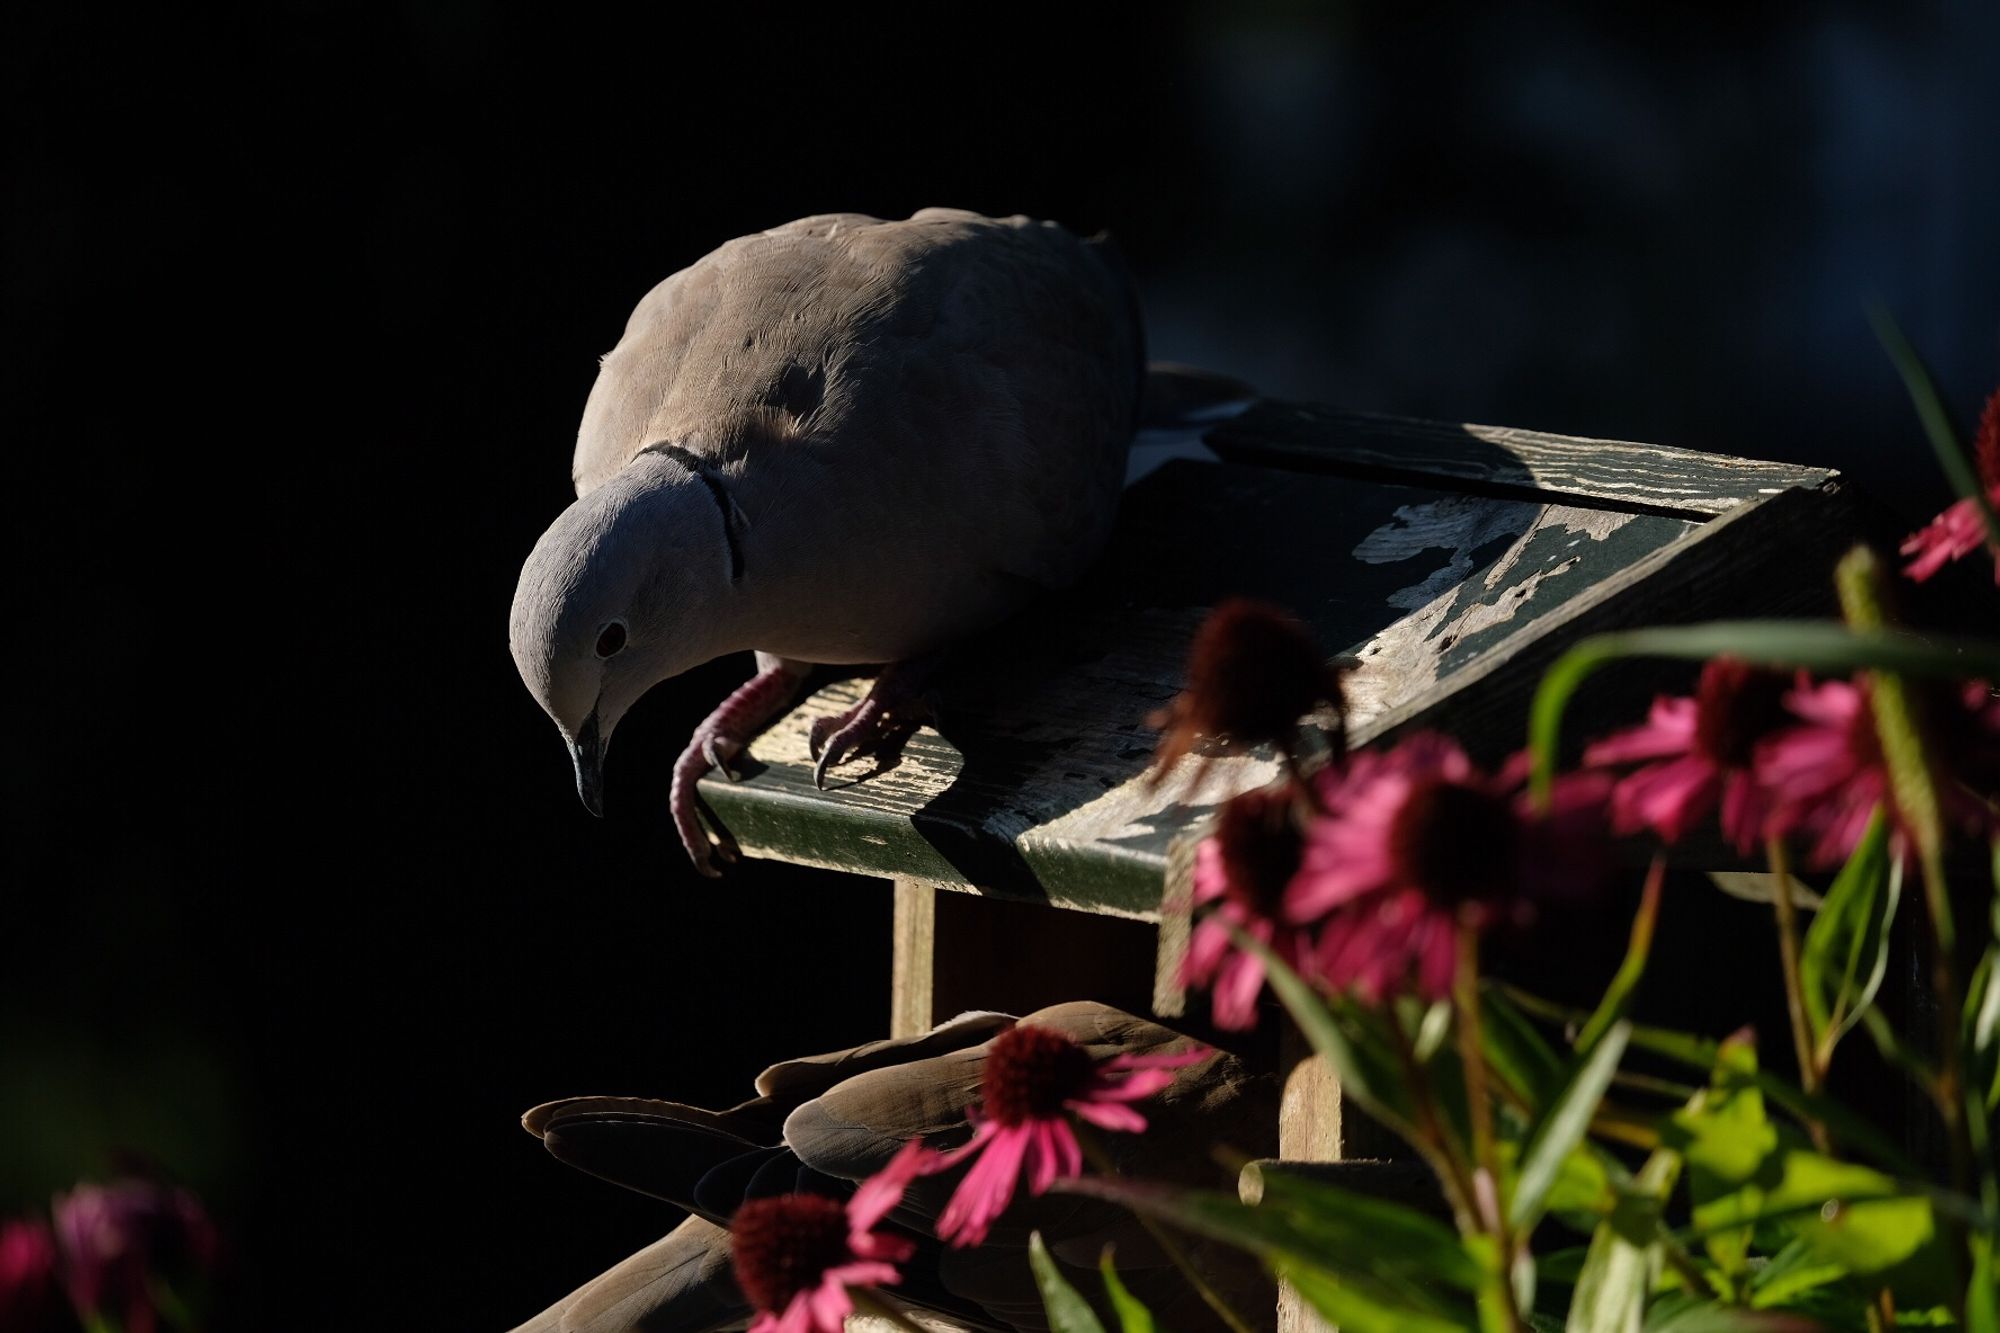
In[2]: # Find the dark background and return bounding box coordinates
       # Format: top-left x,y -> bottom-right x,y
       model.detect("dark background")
5,3 -> 1997,1327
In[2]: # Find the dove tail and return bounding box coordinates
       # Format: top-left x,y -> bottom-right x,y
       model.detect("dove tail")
1139,361 -> 1258,428
1125,363 -> 1259,486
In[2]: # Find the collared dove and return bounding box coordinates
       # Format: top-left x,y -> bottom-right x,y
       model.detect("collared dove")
508,209 -> 1147,874
506,1004 -> 1277,1333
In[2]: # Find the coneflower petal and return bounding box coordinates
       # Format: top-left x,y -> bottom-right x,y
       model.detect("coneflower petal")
1071,1100 -> 1149,1133
937,1123 -> 1033,1246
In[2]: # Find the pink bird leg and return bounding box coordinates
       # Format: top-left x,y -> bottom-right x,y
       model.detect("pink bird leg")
672,660 -> 806,876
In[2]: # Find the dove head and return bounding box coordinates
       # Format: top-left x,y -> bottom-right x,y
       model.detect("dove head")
510,450 -> 740,815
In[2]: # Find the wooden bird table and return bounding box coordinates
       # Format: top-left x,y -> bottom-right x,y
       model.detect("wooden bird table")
698,399 -> 1864,1329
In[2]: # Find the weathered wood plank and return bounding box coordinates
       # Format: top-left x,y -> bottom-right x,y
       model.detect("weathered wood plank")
1359,483 -> 1861,760
1206,401 -> 1837,518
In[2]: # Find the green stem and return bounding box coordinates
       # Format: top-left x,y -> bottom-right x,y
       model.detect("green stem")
1453,925 -> 1527,1333
1657,1230 -> 1720,1302
1454,926 -> 1502,1220
1765,838 -> 1830,1152
1073,1126 -> 1259,1333
1384,1010 -> 1482,1233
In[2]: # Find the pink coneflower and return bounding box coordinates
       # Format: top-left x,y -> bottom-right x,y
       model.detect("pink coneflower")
1292,734 -> 1608,1002
1181,784 -> 1317,1029
0,1218 -> 59,1332
1901,388 -> 2000,585
729,1140 -> 927,1333
1760,676 -> 2000,867
933,1025 -> 1207,1247
1152,599 -> 1348,782
1583,657 -> 1794,851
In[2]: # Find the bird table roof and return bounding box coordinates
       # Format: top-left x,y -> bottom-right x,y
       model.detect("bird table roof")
697,401 -> 1853,919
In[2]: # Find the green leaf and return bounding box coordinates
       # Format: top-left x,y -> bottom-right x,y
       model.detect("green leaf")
1663,1061 -> 1954,1303
1799,807 -> 1898,1053
1244,1167 -> 1486,1291
1480,982 -> 1568,1109
1512,1021 -> 1633,1231
1028,1232 -> 1107,1333
1526,622 -> 2000,802
1871,304 -> 2000,557
1744,1238 -> 1846,1308
1967,1231 -> 1999,1333
1542,1146 -> 1617,1223
1096,1248 -> 1155,1333
1966,935 -> 2000,1113
1797,1195 -> 1945,1293
1278,1263 -> 1469,1333
1565,1148 -> 1682,1333
1058,1174 -> 1482,1324
1676,1035 -> 1769,1278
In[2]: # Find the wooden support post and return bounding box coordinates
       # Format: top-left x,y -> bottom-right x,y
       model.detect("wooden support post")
891,878 -> 937,1039
1280,1024 -> 1342,1162
1277,1024 -> 1339,1333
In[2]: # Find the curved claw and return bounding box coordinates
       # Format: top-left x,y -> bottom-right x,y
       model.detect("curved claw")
679,799 -> 742,879
705,820 -> 741,871
701,732 -> 740,783
807,714 -> 839,763
812,700 -> 885,790
674,735 -> 743,876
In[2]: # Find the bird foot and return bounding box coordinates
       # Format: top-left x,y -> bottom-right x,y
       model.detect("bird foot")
807,700 -> 920,790
807,661 -> 941,790
671,663 -> 807,876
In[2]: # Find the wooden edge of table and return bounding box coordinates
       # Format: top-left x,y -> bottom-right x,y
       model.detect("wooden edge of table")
1206,400 -> 1840,519
1351,482 -> 1858,753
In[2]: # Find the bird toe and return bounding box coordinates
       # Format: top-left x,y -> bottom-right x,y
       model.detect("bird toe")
700,732 -> 741,782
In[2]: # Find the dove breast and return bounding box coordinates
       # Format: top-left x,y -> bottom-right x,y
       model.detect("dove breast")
571,209 -> 1145,666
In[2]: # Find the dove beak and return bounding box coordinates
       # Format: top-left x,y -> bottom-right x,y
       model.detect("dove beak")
570,711 -> 606,817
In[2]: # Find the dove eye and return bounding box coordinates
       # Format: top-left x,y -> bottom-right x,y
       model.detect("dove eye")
594,622 -> 627,658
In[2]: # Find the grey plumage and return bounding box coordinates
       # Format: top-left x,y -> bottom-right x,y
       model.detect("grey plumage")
509,210 -> 1144,866
506,1004 -> 1277,1333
